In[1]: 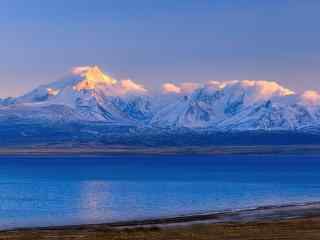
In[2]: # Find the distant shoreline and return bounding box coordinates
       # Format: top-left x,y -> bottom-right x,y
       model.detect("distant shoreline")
1,144 -> 320,156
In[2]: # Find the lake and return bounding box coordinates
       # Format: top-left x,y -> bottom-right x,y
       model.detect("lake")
0,154 -> 320,229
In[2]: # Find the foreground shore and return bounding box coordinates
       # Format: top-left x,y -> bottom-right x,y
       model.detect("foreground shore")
2,202 -> 320,240
2,218 -> 320,240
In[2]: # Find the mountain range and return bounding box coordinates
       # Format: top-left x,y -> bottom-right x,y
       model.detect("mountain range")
1,66 -> 320,147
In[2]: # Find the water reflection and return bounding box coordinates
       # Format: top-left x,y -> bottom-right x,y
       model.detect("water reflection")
79,181 -> 113,222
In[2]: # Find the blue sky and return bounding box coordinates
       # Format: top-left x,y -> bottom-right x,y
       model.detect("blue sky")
1,0 -> 320,97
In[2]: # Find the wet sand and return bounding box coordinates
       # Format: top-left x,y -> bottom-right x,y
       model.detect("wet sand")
2,202 -> 320,240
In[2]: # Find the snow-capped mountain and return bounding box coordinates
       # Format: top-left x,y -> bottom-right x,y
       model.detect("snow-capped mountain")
4,66 -> 153,124
151,80 -> 320,131
1,65 -> 320,145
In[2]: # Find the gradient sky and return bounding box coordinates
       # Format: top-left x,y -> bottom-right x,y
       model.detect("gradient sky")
1,0 -> 320,98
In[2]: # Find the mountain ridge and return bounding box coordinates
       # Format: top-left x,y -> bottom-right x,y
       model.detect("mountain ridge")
1,65 -> 320,146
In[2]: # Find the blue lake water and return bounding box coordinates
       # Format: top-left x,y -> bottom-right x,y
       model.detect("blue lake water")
0,154 -> 320,229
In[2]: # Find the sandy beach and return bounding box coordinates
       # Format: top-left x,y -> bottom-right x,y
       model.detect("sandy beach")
2,202 -> 320,240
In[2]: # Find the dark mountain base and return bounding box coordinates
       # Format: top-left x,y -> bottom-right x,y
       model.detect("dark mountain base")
2,122 -> 320,148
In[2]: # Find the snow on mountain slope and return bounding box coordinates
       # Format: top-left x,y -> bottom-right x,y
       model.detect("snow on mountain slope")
218,100 -> 316,130
9,66 -> 152,124
0,104 -> 84,123
2,66 -> 320,132
151,80 -> 299,129
151,95 -> 208,128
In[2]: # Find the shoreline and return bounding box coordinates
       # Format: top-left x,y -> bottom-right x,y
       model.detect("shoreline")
2,201 -> 320,232
2,202 -> 320,240
108,201 -> 320,228
1,144 -> 320,156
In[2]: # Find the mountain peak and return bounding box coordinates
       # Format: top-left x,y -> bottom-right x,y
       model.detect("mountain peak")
72,65 -> 117,91
301,90 -> 320,105
4,67 -> 320,133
